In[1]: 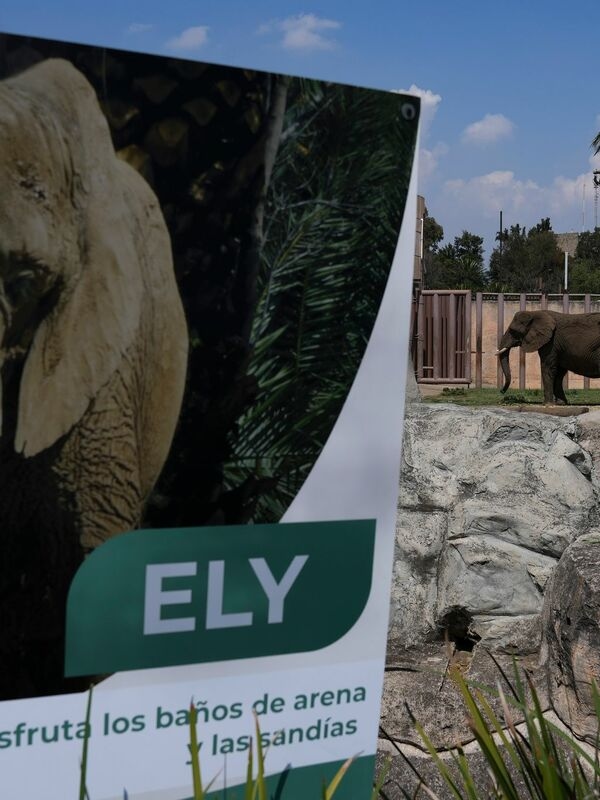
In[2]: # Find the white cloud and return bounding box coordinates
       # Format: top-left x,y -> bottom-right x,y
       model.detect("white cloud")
259,14 -> 341,51
127,23 -> 154,34
438,166 -> 600,253
166,26 -> 209,52
462,113 -> 515,145
396,85 -> 446,186
444,171 -> 540,218
420,143 -> 449,182
425,169 -> 567,258
460,152 -> 597,217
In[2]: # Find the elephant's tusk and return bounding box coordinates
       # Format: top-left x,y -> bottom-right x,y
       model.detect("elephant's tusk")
495,347 -> 508,355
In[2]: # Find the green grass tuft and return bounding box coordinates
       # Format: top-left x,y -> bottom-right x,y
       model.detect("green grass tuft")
424,387 -> 600,406
412,659 -> 600,800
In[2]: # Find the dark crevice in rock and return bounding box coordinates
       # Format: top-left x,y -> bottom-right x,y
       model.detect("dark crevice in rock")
436,606 -> 481,652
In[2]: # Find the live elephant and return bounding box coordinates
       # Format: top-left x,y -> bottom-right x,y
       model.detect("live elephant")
497,310 -> 600,404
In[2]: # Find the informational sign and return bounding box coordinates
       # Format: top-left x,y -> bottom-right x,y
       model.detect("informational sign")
0,31 -> 420,799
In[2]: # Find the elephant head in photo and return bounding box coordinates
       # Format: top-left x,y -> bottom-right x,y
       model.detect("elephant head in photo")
0,59 -> 188,696
497,309 -> 600,404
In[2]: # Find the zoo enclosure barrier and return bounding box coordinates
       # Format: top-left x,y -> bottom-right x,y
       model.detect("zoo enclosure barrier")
411,291 -> 600,390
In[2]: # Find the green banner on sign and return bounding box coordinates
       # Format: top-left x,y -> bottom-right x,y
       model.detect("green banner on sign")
65,520 -> 375,676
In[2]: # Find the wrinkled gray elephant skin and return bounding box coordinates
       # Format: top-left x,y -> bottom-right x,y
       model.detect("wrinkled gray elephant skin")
497,310 -> 600,405
0,59 -> 188,698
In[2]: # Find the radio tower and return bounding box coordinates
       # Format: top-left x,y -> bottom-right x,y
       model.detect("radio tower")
594,171 -> 600,229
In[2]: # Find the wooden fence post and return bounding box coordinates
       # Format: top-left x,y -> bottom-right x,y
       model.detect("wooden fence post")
497,293 -> 505,389
519,293 -> 526,389
464,292 -> 472,383
475,292 -> 482,388
416,291 -> 425,380
584,294 -> 591,390
432,292 -> 440,380
448,293 -> 456,380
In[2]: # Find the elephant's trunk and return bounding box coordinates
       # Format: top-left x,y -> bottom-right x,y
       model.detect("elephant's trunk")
0,316 -> 8,438
497,347 -> 511,393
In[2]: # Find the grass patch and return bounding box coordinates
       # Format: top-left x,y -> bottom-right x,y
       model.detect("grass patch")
423,387 -> 600,406
408,658 -> 600,800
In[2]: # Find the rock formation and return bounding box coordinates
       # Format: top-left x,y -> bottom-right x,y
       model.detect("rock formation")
389,403 -> 598,657
381,400 -> 600,797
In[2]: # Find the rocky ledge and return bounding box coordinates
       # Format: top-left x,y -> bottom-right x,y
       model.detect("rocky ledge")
381,402 -> 600,797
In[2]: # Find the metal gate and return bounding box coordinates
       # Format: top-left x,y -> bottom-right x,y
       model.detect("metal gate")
412,290 -> 472,384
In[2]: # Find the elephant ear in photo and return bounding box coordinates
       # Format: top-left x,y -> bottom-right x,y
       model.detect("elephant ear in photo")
521,311 -> 556,353
8,60 -> 151,457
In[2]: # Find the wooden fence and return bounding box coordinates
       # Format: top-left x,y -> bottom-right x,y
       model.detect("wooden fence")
412,291 -> 600,389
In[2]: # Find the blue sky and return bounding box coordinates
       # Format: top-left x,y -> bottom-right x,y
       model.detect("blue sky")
1,0 -> 599,263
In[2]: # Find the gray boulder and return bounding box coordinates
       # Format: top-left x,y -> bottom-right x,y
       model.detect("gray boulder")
391,404 -> 599,656
541,532 -> 600,743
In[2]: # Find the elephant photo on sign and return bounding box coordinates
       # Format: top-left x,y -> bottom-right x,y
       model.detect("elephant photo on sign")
497,310 -> 600,404
0,31 -> 418,701
0,59 -> 188,698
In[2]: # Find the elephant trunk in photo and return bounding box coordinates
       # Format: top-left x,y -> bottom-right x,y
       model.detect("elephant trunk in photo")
0,59 -> 188,699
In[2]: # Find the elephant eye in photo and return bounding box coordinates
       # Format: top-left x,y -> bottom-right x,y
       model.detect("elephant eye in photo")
5,270 -> 36,305
4,256 -> 51,308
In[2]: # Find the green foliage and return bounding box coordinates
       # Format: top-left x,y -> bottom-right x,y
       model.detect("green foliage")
423,211 -> 444,253
79,686 -> 93,800
185,707 -> 356,800
500,392 -> 529,405
575,228 -> 600,261
567,259 -> 600,293
79,693 -> 357,799
426,230 -> 487,291
567,228 -> 600,293
489,218 -> 563,293
223,79 -> 417,521
424,387 -> 600,406
189,703 -> 203,799
413,660 -> 600,800
422,209 -> 444,288
370,758 -> 391,800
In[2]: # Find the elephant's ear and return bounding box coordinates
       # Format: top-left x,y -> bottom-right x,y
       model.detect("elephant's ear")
521,312 -> 556,353
10,64 -> 148,458
15,204 -> 144,457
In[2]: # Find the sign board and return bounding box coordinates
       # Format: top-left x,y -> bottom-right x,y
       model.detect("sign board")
0,31 -> 420,799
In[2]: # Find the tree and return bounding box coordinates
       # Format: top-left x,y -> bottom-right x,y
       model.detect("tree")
488,218 -> 563,292
575,227 -> 600,262
566,228 -> 600,293
526,218 -> 564,290
426,230 -> 487,290
222,79 -> 419,521
421,209 -> 443,287
423,210 -> 444,252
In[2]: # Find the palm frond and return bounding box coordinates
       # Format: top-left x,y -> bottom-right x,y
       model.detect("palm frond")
224,80 -> 418,521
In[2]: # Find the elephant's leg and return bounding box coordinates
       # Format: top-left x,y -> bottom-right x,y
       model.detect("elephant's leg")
553,368 -> 568,405
540,358 -> 557,404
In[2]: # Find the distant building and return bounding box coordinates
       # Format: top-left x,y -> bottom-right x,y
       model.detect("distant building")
555,232 -> 579,257
413,194 -> 425,292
